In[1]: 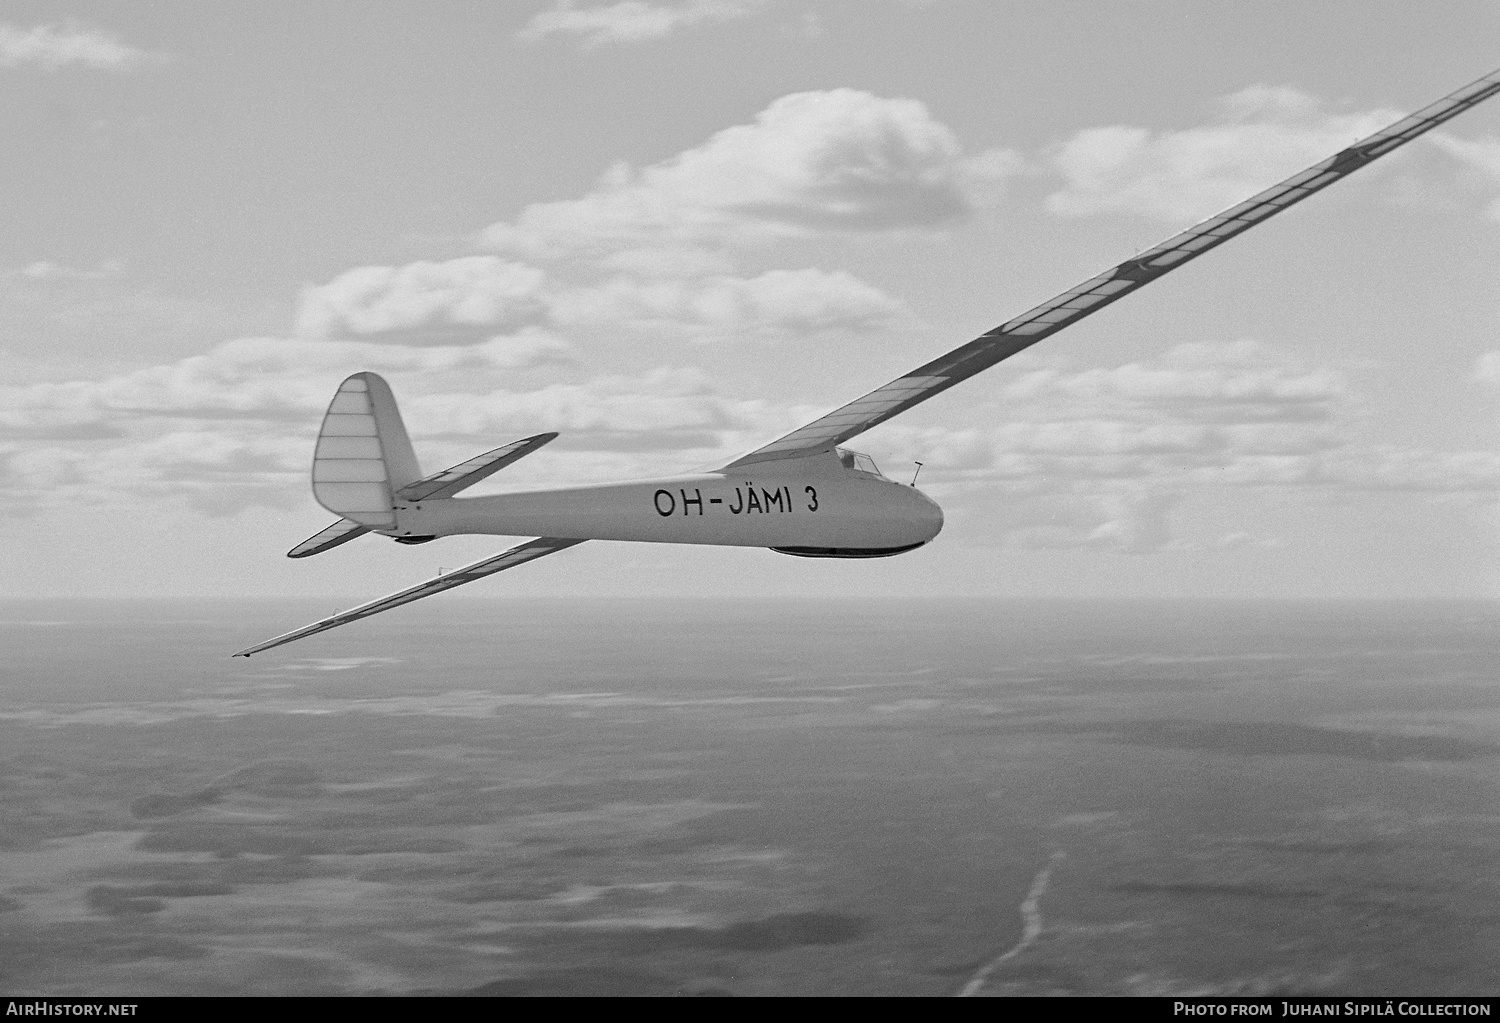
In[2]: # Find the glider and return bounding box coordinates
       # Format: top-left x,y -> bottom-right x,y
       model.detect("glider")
234,65 -> 1500,657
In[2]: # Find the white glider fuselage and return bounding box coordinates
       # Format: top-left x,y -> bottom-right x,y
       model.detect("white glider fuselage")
388,450 -> 943,554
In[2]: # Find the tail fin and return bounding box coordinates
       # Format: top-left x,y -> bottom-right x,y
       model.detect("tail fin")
311,373 -> 421,529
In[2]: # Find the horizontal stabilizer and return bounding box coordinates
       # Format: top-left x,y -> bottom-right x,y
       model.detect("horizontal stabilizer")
233,536 -> 587,657
287,518 -> 372,559
396,432 -> 558,502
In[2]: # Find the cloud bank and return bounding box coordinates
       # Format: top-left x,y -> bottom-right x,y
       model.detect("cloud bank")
296,258 -> 550,342
516,0 -> 761,48
6,333 -> 1494,554
1429,132 -> 1500,223
0,21 -> 158,71
872,341 -> 1498,552
481,89 -> 1020,255
293,89 -> 1010,350
1045,85 -> 1403,223
6,79 -> 1496,558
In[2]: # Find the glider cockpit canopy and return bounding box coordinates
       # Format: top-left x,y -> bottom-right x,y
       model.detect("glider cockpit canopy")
835,447 -> 883,478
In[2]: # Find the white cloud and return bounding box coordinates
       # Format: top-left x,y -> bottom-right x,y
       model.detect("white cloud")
5,332 -> 1494,542
867,341 -> 1496,553
1476,351 -> 1500,384
14,73 -> 1492,543
295,256 -> 549,342
409,366 -> 774,442
1045,85 -> 1401,223
0,331 -> 802,514
549,267 -> 908,334
1070,489 -> 1179,554
0,284 -> 281,370
0,428 -> 309,517
295,95 -> 969,345
1431,133 -> 1500,222
1321,447 -> 1500,493
480,89 -> 1020,255
1002,340 -> 1346,423
0,22 -> 157,71
515,0 -> 944,49
471,89 -> 1006,346
17,260 -> 123,282
295,253 -> 908,344
597,244 -> 738,278
516,0 -> 761,48
0,333 -> 576,438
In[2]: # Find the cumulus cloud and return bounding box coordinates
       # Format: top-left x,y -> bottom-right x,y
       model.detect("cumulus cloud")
0,330 -> 802,515
295,255 -> 907,343
516,0 -> 761,48
16,260 -> 123,282
6,329 -> 1495,541
1430,132 -> 1500,222
1045,85 -> 1402,223
0,22 -> 158,71
480,89 -> 1021,255
0,429 -> 308,517
408,365 -> 772,444
1002,488 -> 1181,554
291,92 -> 983,348
0,333 -> 576,438
1321,447 -> 1500,493
868,341 -> 1496,553
515,0 -> 942,49
550,267 -> 908,334
1002,340 -> 1346,423
459,89 -> 1011,345
295,256 -> 549,342
15,84 -> 1493,538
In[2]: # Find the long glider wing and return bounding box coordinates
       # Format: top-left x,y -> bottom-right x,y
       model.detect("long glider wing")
723,65 -> 1500,470
233,537 -> 587,657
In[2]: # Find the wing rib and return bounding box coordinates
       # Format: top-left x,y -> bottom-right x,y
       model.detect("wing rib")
233,537 -> 587,657
723,65 -> 1500,469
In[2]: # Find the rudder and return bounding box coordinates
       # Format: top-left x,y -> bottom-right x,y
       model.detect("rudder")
311,373 -> 422,529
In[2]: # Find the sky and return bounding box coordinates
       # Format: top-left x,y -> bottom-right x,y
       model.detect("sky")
3,0 -> 1500,601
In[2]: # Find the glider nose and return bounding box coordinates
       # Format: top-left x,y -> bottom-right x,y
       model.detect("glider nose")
910,485 -> 944,542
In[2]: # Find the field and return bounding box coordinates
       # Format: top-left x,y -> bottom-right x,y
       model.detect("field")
1,598 -> 1496,996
